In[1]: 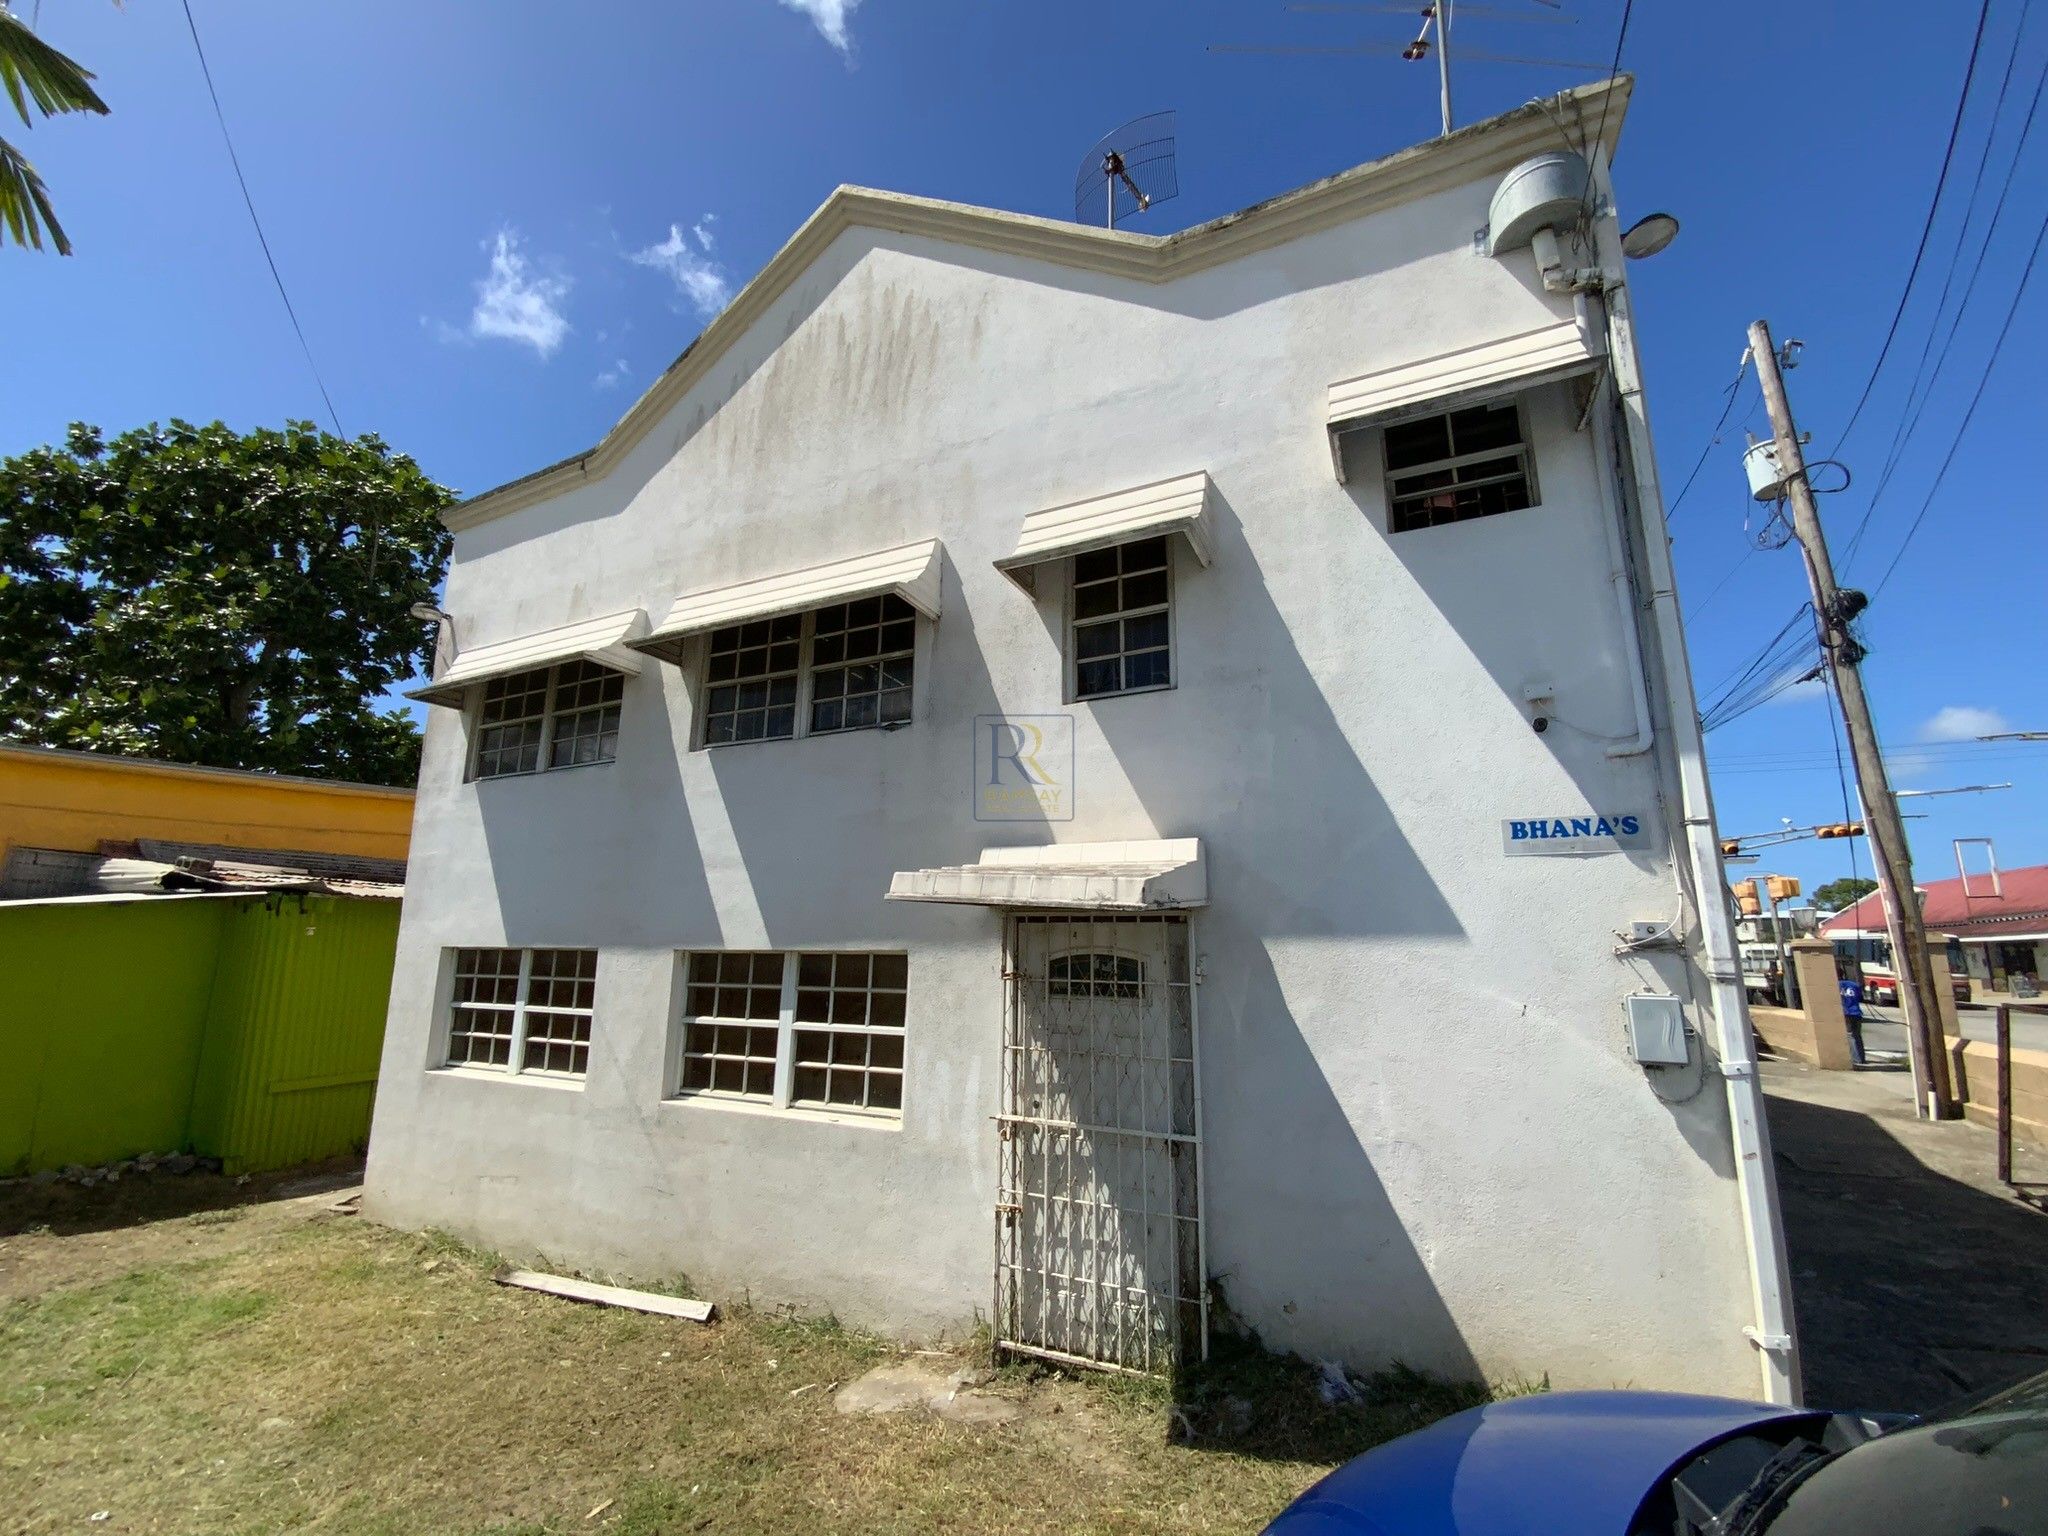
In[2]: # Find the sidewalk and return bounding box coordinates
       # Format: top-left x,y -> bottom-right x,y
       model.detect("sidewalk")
1762,1058 -> 2048,1412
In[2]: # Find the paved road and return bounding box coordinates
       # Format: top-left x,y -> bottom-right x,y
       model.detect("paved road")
1857,1002 -> 2048,1057
1764,1060 -> 2048,1412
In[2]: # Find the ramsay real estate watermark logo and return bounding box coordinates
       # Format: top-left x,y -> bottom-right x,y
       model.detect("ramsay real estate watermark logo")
973,715 -> 1074,822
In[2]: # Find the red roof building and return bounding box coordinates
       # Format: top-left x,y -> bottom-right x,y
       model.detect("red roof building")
1821,862 -> 2048,989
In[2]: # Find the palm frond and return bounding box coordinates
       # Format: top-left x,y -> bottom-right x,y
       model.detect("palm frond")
0,132 -> 71,253
0,10 -> 109,128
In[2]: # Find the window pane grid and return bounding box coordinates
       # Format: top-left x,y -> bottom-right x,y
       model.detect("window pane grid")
1384,403 -> 1534,533
677,951 -> 789,1100
704,615 -> 802,745
474,663 -> 623,778
1072,537 -> 1171,700
810,595 -> 916,735
445,946 -> 597,1079
673,950 -> 907,1117
546,662 -> 624,769
790,951 -> 907,1113
521,949 -> 597,1075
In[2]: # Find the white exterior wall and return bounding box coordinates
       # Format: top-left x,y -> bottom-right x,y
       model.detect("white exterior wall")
365,167 -> 1762,1396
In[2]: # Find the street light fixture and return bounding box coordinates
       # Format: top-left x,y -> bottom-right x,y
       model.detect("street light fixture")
1620,212 -> 1680,259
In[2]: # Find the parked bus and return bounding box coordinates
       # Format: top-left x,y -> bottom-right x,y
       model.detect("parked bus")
1828,931 -> 1973,1005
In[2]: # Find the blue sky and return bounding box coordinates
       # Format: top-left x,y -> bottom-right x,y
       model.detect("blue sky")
5,0 -> 2044,899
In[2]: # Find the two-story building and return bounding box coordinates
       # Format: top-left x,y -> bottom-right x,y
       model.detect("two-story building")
364,79 -> 1799,1402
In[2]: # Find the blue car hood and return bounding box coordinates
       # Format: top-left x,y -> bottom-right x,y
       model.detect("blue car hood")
1263,1391 -> 1812,1536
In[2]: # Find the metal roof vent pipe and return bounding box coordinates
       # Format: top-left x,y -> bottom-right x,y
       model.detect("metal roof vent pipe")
1486,152 -> 1603,294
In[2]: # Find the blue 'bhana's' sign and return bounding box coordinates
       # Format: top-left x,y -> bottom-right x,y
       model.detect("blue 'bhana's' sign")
1502,812 -> 1651,856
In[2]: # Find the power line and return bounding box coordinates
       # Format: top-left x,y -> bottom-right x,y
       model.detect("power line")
1864,3 -> 2035,503
1866,198 -> 2048,598
1685,540 -> 1758,620
1665,362 -> 1752,521
1843,39 -> 2048,568
1576,0 -> 1634,212
1700,604 -> 1821,733
178,0 -> 345,440
1826,0 -> 1996,457
1712,740 -> 2042,766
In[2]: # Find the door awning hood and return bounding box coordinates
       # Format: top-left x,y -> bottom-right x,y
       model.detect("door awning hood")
887,838 -> 1206,911
408,609 -> 650,708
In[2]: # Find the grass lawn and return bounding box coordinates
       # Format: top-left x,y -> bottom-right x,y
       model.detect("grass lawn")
0,1166 -> 1493,1535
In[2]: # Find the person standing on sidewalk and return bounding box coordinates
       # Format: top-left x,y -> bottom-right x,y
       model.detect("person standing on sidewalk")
1838,964 -> 1867,1067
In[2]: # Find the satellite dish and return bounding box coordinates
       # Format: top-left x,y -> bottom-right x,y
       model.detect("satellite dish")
1073,111 -> 1179,229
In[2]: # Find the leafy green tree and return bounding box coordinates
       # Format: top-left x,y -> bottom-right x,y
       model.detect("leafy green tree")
1813,876 -> 1878,914
1,7 -> 109,254
0,420 -> 455,785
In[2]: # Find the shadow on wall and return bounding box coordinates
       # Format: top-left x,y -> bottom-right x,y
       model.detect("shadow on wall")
473,668 -> 720,947
1767,1086 -> 2048,1413
1338,410 -> 1740,1178
1336,396 -> 1658,838
1079,488 -> 1478,1383
703,550 -> 1056,945
1212,938 -> 1484,1387
1087,486 -> 1463,941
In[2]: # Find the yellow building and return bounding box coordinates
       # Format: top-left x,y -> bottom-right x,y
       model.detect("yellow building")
0,744 -> 413,883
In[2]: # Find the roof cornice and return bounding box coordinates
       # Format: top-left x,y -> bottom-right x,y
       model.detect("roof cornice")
446,77 -> 1631,533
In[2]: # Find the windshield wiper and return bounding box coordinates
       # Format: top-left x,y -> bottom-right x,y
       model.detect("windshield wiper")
1716,1437 -> 1836,1536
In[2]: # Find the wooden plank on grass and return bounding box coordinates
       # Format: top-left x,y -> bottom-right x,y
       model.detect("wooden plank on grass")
494,1268 -> 715,1322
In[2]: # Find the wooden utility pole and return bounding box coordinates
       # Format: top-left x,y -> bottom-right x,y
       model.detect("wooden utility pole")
1748,319 -> 1953,1118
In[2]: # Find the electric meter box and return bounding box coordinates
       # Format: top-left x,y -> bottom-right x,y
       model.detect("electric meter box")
1626,994 -> 1689,1066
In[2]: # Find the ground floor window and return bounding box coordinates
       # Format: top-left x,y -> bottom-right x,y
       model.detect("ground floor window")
446,947 -> 599,1079
674,950 -> 907,1118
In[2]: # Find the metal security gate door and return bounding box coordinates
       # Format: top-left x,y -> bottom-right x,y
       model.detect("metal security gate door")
996,913 -> 1206,1373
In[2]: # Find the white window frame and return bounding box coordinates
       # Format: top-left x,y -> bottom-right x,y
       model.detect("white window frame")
1063,536 -> 1177,704
695,597 -> 922,750
467,661 -> 625,782
440,946 -> 599,1082
669,949 -> 907,1120
1379,395 -> 1540,535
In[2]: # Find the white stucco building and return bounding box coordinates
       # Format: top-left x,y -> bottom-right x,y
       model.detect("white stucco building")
365,79 -> 1800,1402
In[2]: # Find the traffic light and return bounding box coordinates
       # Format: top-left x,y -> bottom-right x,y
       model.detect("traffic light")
1815,822 -> 1865,840
1720,840 -> 1743,857
1766,875 -> 1801,903
1734,886 -> 1761,917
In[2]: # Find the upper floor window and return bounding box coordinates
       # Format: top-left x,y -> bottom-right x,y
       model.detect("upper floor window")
1071,536 -> 1172,700
446,947 -> 598,1079
1383,401 -> 1535,533
703,595 -> 917,746
473,661 -> 623,779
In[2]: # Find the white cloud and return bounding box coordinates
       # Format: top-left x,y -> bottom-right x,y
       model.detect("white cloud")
468,229 -> 570,356
594,358 -> 630,390
1921,705 -> 2010,742
777,0 -> 861,55
692,214 -> 717,253
629,221 -> 733,319
1767,675 -> 1828,706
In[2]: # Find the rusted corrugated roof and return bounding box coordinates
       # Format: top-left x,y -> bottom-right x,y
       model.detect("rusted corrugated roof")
84,855 -> 402,901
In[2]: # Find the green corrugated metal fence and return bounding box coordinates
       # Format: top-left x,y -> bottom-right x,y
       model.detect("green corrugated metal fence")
0,894 -> 399,1176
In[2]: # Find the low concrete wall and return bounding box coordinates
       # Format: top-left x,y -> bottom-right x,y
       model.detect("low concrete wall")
1752,1005 -> 1854,1070
1951,1040 -> 2048,1151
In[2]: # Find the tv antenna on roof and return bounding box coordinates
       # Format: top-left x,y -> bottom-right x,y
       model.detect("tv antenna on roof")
1074,111 -> 1179,230
1211,2 -> 1596,139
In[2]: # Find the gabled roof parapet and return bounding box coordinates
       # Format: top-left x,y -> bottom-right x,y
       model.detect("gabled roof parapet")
446,78 -> 1631,535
